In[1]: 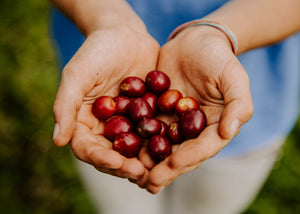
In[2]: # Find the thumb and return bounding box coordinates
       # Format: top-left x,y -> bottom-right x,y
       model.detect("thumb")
218,60 -> 254,139
52,66 -> 94,147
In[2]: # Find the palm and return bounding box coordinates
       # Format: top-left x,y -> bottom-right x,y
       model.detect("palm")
54,28 -> 160,179
144,28 -> 253,193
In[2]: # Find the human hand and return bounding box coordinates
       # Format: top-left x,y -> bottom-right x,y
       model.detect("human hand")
142,26 -> 253,193
52,26 -> 160,181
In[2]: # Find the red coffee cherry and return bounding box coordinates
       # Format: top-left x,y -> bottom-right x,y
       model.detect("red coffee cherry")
175,97 -> 199,116
113,132 -> 142,158
157,89 -> 183,113
92,70 -> 207,165
148,135 -> 172,162
159,120 -> 168,136
136,118 -> 162,139
120,76 -> 146,97
113,95 -> 131,115
142,92 -> 158,116
128,98 -> 153,122
145,70 -> 171,94
166,121 -> 183,144
104,115 -> 133,141
179,109 -> 207,139
92,96 -> 116,120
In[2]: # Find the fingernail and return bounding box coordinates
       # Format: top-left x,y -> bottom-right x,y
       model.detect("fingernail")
229,120 -> 240,138
53,123 -> 59,140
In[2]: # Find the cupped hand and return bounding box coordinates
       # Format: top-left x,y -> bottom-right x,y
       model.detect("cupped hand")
144,26 -> 254,193
52,26 -> 160,181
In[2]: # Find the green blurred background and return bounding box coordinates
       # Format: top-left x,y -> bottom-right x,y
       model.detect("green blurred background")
0,0 -> 299,213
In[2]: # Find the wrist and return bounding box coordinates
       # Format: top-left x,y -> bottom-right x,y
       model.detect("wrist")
79,12 -> 148,37
72,0 -> 148,36
168,20 -> 237,55
51,0 -> 148,37
170,24 -> 234,56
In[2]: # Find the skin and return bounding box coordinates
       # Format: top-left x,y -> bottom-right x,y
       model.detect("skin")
53,26 -> 160,180
50,0 -> 300,193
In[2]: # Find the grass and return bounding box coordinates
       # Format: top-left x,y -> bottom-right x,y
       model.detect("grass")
244,122 -> 300,214
0,0 -> 95,213
0,0 -> 299,213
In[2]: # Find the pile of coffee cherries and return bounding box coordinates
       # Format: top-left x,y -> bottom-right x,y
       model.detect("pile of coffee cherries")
92,70 -> 207,162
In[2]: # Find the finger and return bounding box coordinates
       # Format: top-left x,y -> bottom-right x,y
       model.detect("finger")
96,157 -> 145,180
218,59 -> 254,139
146,124 -> 231,193
146,162 -> 177,194
53,62 -> 98,146
71,123 -> 145,179
118,158 -> 146,180
128,169 -> 150,188
170,124 -> 230,169
52,34 -> 107,147
138,146 -> 156,170
52,82 -> 80,147
71,123 -> 124,168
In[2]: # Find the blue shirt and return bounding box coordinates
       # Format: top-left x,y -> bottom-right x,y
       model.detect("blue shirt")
51,0 -> 300,157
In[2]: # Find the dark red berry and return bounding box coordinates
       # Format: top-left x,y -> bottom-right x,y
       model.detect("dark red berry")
179,109 -> 207,139
142,92 -> 158,115
104,115 -> 133,141
145,70 -> 171,94
113,96 -> 131,115
166,121 -> 183,144
120,76 -> 146,97
148,135 -> 172,162
136,118 -> 162,139
175,97 -> 199,116
113,132 -> 142,158
157,89 -> 183,113
159,120 -> 168,136
128,98 -> 153,122
92,96 -> 116,120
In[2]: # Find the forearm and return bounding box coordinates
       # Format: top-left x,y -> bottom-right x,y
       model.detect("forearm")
49,0 -> 147,36
205,0 -> 300,54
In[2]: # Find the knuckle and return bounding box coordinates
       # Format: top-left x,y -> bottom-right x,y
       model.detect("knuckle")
52,98 -> 61,116
148,174 -> 162,187
169,154 -> 185,170
245,102 -> 254,119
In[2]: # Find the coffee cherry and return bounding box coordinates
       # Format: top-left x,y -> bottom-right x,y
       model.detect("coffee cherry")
93,70 -> 208,166
113,96 -> 131,115
175,97 -> 199,116
92,96 -> 116,120
142,92 -> 158,116
128,98 -> 153,122
148,135 -> 172,162
120,76 -> 146,97
104,115 -> 133,141
145,70 -> 170,94
136,118 -> 162,139
159,120 -> 168,136
113,132 -> 142,158
157,89 -> 183,113
179,109 -> 207,139
166,121 -> 183,144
